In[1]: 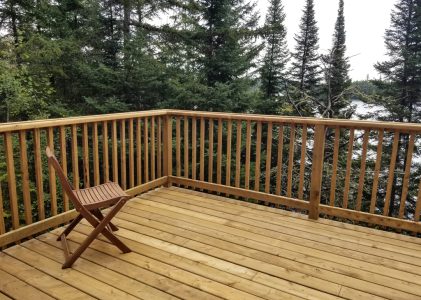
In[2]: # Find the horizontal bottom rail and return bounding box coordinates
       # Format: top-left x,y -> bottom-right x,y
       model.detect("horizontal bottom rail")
0,177 -> 169,248
319,205 -> 421,233
126,176 -> 168,196
168,176 -> 309,210
0,210 -> 78,248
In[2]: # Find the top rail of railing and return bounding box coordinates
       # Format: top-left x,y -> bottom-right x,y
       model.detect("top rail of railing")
1,109 -> 421,133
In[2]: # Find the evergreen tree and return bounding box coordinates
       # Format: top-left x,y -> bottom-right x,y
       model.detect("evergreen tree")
372,0 -> 421,217
258,0 -> 289,114
321,0 -> 352,118
162,0 -> 261,112
290,0 -> 321,106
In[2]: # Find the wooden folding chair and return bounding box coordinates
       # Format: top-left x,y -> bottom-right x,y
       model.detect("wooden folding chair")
46,147 -> 132,269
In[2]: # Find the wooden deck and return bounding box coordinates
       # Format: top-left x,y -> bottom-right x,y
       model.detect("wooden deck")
1,187 -> 421,300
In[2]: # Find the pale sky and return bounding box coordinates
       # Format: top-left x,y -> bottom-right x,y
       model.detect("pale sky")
257,0 -> 396,80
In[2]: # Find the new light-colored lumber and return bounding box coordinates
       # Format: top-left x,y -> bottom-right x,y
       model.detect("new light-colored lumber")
128,119 -> 134,187
399,132 -> 415,218
254,122 -> 262,192
71,125 -> 79,189
356,129 -> 369,211
120,120 -> 126,189
4,132 -> 19,229
370,130 -> 384,213
275,125 -> 284,196
19,131 -> 32,224
60,126 -> 69,210
208,119 -> 214,183
245,121 -> 251,189
111,120 -> 118,184
265,123 -> 273,194
102,121 -> 109,182
330,127 -> 340,206
384,131 -> 400,216
287,124 -> 295,197
82,123 -> 90,188
47,127 -> 57,215
342,128 -> 355,209
298,125 -> 307,199
93,122 -> 100,186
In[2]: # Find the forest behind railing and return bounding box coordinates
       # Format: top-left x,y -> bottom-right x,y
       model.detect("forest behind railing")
1,110 -> 421,248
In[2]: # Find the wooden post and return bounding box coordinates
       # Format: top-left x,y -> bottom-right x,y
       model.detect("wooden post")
163,114 -> 172,187
308,124 -> 325,220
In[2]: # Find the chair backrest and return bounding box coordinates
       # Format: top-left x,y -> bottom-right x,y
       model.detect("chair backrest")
45,147 -> 84,211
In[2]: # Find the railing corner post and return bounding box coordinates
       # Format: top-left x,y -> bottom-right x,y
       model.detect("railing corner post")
163,113 -> 173,187
309,124 -> 326,220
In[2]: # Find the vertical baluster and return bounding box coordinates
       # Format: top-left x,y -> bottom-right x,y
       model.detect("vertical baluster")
217,119 -> 223,185
226,120 -> 232,186
71,125 -> 79,190
151,117 -> 156,180
120,120 -> 126,189
158,117 -> 162,178
102,121 -> 109,183
82,123 -> 90,188
265,123 -> 273,194
5,132 -> 19,229
330,127 -> 340,206
287,124 -> 296,197
0,182 -> 4,234
384,131 -> 400,216
415,180 -> 421,222
298,125 -> 307,199
163,115 -> 172,183
342,128 -> 355,209
184,116 -> 188,179
200,118 -> 205,182
112,120 -> 118,184
19,131 -> 32,224
254,122 -> 262,192
34,128 -> 45,219
137,119 -> 142,185
356,130 -> 369,211
191,118 -> 197,181
93,123 -> 100,186
208,119 -> 214,183
309,124 -> 326,220
59,126 -> 69,211
129,119 -> 134,187
370,130 -> 384,213
275,124 -> 284,196
399,132 -> 415,218
144,118 -> 149,183
176,117 -> 181,178
47,127 -> 57,216
245,121 -> 251,189
235,120 -> 242,188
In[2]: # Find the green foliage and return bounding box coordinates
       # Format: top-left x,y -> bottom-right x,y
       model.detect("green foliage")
258,0 -> 289,114
290,0 -> 321,115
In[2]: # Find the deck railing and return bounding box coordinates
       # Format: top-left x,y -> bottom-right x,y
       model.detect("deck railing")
1,109 -> 421,247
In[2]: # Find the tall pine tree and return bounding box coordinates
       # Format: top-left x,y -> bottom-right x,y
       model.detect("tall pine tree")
290,0 -> 321,110
258,0 -> 289,114
321,0 -> 352,118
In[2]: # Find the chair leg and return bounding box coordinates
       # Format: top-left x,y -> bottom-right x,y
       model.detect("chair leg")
91,209 -> 119,231
62,200 -> 131,269
57,214 -> 83,241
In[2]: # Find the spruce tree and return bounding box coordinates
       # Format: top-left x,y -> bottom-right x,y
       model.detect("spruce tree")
290,0 -> 321,106
163,0 -> 261,112
372,0 -> 421,217
258,0 -> 289,114
322,0 -> 351,118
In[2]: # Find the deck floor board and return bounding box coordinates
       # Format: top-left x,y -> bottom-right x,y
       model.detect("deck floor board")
1,187 -> 420,300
